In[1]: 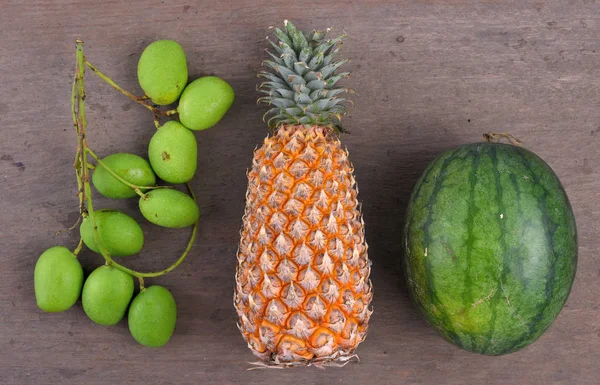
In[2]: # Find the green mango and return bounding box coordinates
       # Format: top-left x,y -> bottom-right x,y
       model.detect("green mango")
92,153 -> 156,199
34,246 -> 83,312
177,76 -> 234,131
138,188 -> 199,228
128,285 -> 177,348
137,40 -> 188,105
82,265 -> 134,325
80,209 -> 144,257
148,121 -> 197,184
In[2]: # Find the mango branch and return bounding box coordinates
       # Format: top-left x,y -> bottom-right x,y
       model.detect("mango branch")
108,218 -> 197,277
84,60 -> 177,129
138,277 -> 146,291
101,184 -> 198,278
71,70 -> 78,132
73,238 -> 84,257
73,39 -> 197,280
102,183 -> 198,278
85,147 -> 172,195
59,58 -> 85,239
75,40 -> 113,267
72,55 -> 85,216
85,61 -> 151,108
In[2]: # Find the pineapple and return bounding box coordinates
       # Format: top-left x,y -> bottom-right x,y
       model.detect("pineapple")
234,20 -> 373,367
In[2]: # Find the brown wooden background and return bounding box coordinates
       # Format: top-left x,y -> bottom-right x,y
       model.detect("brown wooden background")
1,1 -> 598,384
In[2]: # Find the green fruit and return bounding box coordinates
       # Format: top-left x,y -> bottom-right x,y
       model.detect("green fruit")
148,121 -> 197,184
404,142 -> 577,355
139,188 -> 199,228
82,266 -> 134,325
80,209 -> 144,257
177,76 -> 234,131
128,286 -> 177,348
92,153 -> 156,199
137,40 -> 188,105
34,246 -> 83,312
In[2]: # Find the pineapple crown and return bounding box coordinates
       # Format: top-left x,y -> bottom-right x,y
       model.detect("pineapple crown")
258,20 -> 351,133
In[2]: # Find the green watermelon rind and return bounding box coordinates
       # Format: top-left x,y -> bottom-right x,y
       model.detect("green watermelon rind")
403,142 -> 577,355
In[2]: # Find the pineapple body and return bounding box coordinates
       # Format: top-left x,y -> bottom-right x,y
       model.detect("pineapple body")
235,125 -> 372,365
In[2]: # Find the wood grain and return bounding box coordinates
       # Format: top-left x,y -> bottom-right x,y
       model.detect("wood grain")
1,1 -> 599,384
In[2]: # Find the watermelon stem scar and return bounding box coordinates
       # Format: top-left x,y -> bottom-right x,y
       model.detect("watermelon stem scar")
483,132 -> 522,146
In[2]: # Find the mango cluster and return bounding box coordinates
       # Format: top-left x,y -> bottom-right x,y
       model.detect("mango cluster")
34,39 -> 234,348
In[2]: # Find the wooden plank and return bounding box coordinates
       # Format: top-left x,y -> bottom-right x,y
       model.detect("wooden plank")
0,1 -> 598,384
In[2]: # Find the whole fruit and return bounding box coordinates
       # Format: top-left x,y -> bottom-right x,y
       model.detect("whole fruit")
139,188 -> 199,228
128,285 -> 177,347
148,121 -> 197,184
177,76 -> 234,131
34,246 -> 83,312
403,142 -> 577,355
82,265 -> 134,325
137,40 -> 188,105
92,153 -> 156,199
80,209 -> 144,257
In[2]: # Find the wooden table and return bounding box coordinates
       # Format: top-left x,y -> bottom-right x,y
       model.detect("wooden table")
1,1 -> 598,384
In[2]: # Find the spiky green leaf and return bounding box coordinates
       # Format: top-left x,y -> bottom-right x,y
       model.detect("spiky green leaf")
260,21 -> 350,132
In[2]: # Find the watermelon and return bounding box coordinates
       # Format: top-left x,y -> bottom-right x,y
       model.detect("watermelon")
403,142 -> 577,355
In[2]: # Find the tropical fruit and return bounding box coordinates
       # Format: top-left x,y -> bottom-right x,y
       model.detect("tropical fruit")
148,121 -> 197,183
80,209 -> 144,257
177,76 -> 234,131
92,153 -> 156,199
403,142 -> 578,355
34,246 -> 84,312
234,21 -> 373,366
137,40 -> 188,105
128,285 -> 177,347
34,38 -> 212,349
138,188 -> 199,228
82,265 -> 134,325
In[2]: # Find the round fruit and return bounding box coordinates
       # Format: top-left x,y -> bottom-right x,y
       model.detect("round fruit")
34,246 -> 83,312
177,76 -> 234,131
92,153 -> 156,199
137,40 -> 188,105
148,121 -> 197,184
128,285 -> 177,348
80,209 -> 144,257
403,142 -> 577,355
139,188 -> 199,228
82,265 -> 134,325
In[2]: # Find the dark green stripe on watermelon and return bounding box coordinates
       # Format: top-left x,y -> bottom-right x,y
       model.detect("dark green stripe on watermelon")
403,142 -> 577,355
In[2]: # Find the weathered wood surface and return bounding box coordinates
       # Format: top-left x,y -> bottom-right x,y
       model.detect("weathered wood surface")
1,1 -> 598,384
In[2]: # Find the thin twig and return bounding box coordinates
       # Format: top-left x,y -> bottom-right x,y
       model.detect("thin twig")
85,60 -> 153,111
84,60 -> 176,118
106,182 -> 198,278
86,147 -> 170,195
55,214 -> 82,236
71,70 -> 78,132
73,238 -> 84,256
72,58 -> 85,214
75,39 -> 115,267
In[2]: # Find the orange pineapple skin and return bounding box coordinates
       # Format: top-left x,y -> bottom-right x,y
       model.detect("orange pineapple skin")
234,125 -> 373,365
